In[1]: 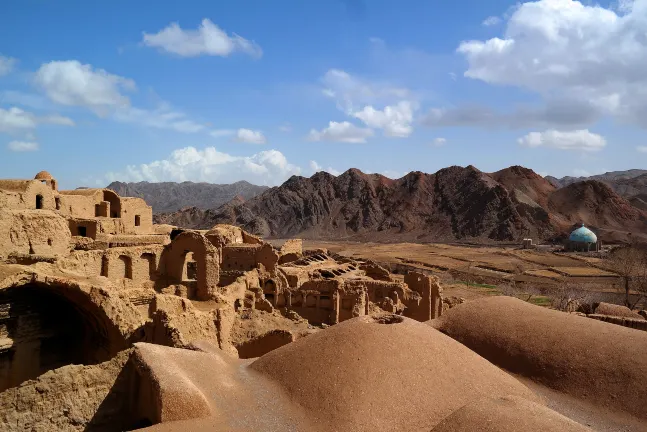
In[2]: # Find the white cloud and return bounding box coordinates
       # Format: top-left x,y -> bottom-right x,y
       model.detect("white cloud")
321,69 -> 411,113
449,72 -> 457,81
636,146 -> 647,153
0,107 -> 36,132
309,160 -> 341,176
235,128 -> 266,144
35,60 -> 136,113
458,0 -> 647,128
0,55 -> 17,77
517,129 -> 606,152
279,123 -> 292,133
0,107 -> 74,133
142,19 -> 262,58
308,121 -> 374,143
433,137 -> 447,146
352,101 -> 415,137
482,16 -> 502,26
105,146 -> 300,186
7,141 -> 39,152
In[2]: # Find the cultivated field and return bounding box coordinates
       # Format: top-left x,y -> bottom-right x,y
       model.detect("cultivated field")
294,240 -> 639,307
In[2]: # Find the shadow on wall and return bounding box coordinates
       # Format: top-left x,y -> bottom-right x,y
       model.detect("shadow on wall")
0,283 -> 129,391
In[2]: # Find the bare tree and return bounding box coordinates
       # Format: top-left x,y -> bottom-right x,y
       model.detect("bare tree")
609,245 -> 647,307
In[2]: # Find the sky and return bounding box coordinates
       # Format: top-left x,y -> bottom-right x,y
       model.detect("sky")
1,0 -> 646,189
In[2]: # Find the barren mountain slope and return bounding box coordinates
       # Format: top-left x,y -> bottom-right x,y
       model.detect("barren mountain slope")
107,180 -> 267,213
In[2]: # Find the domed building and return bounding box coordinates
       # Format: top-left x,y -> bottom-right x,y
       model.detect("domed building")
565,224 -> 600,252
34,170 -> 57,191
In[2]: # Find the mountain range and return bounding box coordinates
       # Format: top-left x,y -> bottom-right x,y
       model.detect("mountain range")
144,166 -> 647,243
107,180 -> 268,213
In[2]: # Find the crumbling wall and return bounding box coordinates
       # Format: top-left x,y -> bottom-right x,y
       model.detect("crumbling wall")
287,279 -> 342,325
59,193 -> 97,218
338,289 -> 367,322
279,267 -> 308,288
222,244 -> 260,271
257,243 -> 279,272
0,349 -> 137,432
278,239 -> 303,264
404,271 -> 443,321
360,261 -> 393,281
0,209 -> 71,257
160,231 -> 219,301
205,224 -> 244,249
144,295 -> 219,348
242,231 -> 263,244
0,274 -> 145,392
101,246 -> 164,285
121,197 -> 153,235
68,218 -> 98,239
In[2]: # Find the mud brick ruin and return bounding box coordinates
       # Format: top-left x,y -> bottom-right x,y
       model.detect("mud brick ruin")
0,171 -> 442,394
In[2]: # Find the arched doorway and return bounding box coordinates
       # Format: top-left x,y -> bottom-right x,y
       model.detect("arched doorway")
0,283 -> 128,391
102,190 -> 122,218
161,231 -> 219,301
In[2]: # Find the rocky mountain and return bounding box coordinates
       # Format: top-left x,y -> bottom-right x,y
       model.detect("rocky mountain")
106,181 -> 268,213
153,165 -> 647,243
546,170 -> 647,198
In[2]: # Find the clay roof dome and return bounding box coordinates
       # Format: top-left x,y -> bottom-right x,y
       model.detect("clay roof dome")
569,224 -> 597,243
34,171 -> 53,180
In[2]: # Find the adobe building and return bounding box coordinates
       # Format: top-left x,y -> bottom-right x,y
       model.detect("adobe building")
0,171 -> 444,399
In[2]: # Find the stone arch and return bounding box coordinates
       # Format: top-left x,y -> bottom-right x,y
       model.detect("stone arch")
0,275 -> 141,391
102,190 -> 122,218
161,231 -> 219,301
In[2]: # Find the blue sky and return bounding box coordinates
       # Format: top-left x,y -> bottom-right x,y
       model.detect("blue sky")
1,0 -> 646,189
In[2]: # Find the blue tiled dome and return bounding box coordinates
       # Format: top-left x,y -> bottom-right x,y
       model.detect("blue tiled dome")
569,224 -> 597,243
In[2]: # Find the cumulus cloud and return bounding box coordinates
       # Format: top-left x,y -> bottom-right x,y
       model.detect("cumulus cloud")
308,121 -> 374,143
0,55 -> 17,77
458,0 -> 647,128
105,146 -> 300,186
352,101 -> 415,137
482,16 -> 502,26
234,128 -> 266,144
309,160 -> 341,176
35,60 -> 136,113
321,69 -> 411,113
320,69 -> 417,137
7,141 -> 39,152
142,19 -> 262,58
636,146 -> 647,153
0,106 -> 74,133
517,129 -> 606,152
